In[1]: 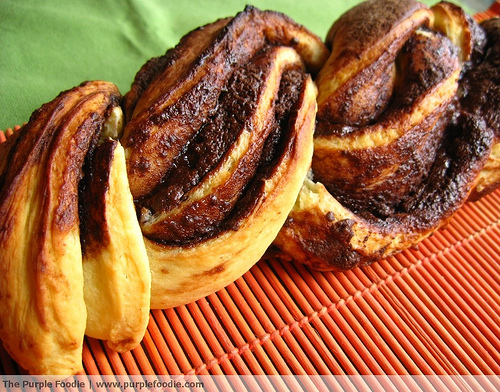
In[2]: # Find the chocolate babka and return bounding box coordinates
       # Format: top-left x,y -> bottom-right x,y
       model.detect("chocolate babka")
0,1 -> 498,376
120,6 -> 329,309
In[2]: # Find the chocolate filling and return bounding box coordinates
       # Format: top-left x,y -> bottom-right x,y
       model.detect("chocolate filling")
137,52 -> 308,245
79,140 -> 116,256
315,29 -> 460,219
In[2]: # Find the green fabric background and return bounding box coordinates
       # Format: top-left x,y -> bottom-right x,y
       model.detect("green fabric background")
0,0 -> 492,130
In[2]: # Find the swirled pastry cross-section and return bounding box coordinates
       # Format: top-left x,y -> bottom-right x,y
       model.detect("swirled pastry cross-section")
138,47 -> 312,244
122,5 -> 328,200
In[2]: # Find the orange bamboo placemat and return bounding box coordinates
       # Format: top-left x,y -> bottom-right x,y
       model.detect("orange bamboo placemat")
1,3 -> 500,380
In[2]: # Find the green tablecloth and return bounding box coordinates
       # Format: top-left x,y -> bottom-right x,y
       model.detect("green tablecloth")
0,0 -> 491,130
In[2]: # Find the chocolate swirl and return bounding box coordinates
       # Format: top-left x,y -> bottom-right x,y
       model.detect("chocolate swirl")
121,6 -> 328,308
0,6 -> 328,373
122,6 -> 328,200
463,17 -> 500,200
275,0 -> 500,271
2,2 -> 497,376
137,48 -> 311,244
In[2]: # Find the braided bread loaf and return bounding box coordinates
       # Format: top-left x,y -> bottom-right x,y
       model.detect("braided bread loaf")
275,0 -> 500,270
0,1 -> 499,376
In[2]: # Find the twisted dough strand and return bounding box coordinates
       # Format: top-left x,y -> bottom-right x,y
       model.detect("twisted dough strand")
0,2 -> 498,376
122,6 -> 328,309
0,81 -> 122,375
275,0 -> 500,271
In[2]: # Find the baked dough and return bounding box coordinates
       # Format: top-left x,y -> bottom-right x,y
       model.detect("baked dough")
0,81 -> 122,375
275,0 -> 500,270
0,6 -> 327,373
121,6 -> 327,308
80,138 -> 151,353
1,2 -> 497,376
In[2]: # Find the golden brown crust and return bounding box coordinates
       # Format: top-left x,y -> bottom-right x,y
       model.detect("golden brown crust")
0,81 -> 122,375
121,5 -> 328,200
80,139 -> 151,353
0,6 -> 326,373
146,70 -> 317,308
316,0 -> 432,124
2,1 -> 497,375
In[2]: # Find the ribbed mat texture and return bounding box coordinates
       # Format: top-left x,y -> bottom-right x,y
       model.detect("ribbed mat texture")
75,189 -> 499,377
1,2 -> 499,379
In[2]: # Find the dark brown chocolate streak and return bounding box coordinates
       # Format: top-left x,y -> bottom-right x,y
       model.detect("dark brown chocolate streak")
79,140 -> 117,256
1,85 -> 120,238
460,18 -> 500,136
351,96 -> 493,234
454,18 -> 499,201
123,16 -> 232,120
122,5 -> 328,201
316,29 -> 459,219
122,11 -> 269,194
380,21 -> 496,222
312,21 -> 493,235
138,54 -> 270,214
138,60 -> 307,245
392,111 -> 493,227
226,68 -> 308,226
